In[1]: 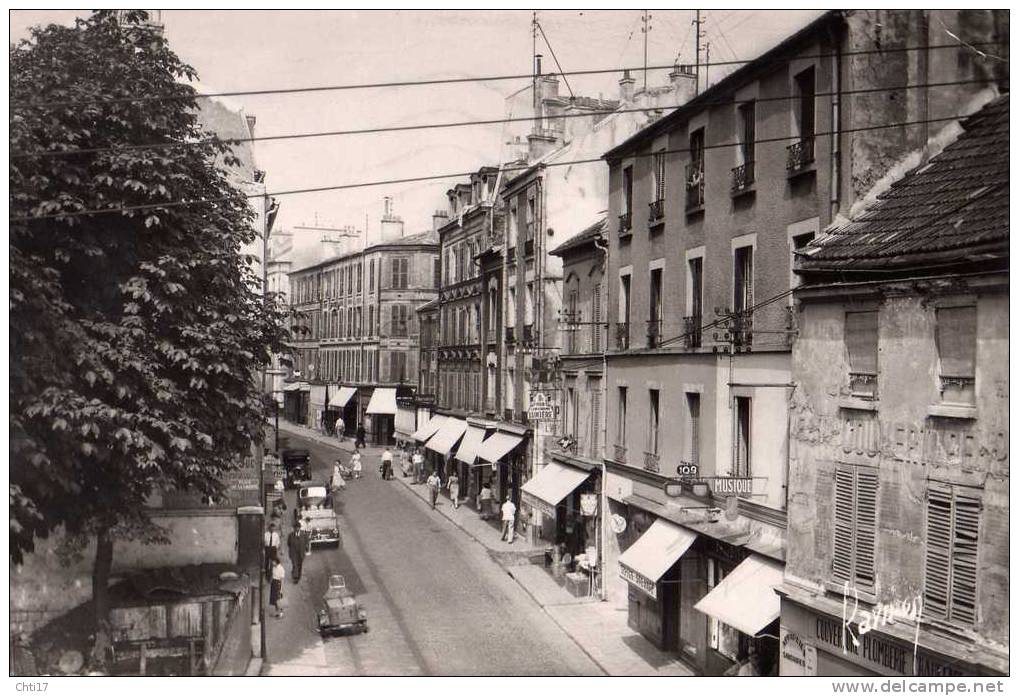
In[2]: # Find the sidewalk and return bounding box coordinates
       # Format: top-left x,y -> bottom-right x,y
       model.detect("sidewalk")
273,418 -> 693,676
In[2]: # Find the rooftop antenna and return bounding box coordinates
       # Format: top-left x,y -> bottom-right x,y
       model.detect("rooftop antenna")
693,10 -> 705,94
641,10 -> 652,91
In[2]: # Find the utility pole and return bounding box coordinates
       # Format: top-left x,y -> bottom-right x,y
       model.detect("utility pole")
693,10 -> 704,94
641,10 -> 652,91
705,42 -> 711,90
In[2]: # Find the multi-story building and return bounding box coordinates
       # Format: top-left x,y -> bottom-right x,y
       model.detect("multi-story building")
285,199 -> 439,445
782,95 -> 1008,677
599,9 -> 1004,675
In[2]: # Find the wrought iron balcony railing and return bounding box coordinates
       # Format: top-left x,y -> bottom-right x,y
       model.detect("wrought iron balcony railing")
615,322 -> 630,351
787,137 -> 815,174
643,451 -> 660,473
648,199 -> 665,224
613,444 -> 628,464
731,161 -> 755,194
646,319 -> 662,349
505,326 -> 515,344
618,211 -> 632,236
683,315 -> 702,349
685,163 -> 704,211
522,323 -> 535,345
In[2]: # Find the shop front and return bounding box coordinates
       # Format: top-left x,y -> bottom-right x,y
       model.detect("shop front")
617,517 -> 697,653
521,457 -> 601,597
425,417 -> 468,483
364,387 -> 397,445
453,420 -> 490,507
329,385 -> 358,437
475,426 -> 528,531
282,382 -> 310,424
778,589 -> 1007,677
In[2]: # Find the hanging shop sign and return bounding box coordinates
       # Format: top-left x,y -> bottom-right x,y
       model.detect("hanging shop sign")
526,392 -> 559,423
580,493 -> 598,516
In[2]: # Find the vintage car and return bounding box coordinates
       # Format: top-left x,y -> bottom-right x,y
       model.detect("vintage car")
317,574 -> 367,635
295,485 -> 340,547
280,448 -> 311,489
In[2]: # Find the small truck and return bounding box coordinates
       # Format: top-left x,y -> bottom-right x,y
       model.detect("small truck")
317,574 -> 368,635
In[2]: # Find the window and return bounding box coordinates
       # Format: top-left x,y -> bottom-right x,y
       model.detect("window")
567,289 -> 579,353
391,351 -> 407,383
391,257 -> 409,289
507,287 -> 516,328
738,100 -> 756,167
622,166 -> 633,216
617,386 -> 628,446
935,306 -> 977,405
924,483 -> 980,626
525,196 -> 535,241
791,231 -> 815,293
566,386 -> 577,437
508,203 -> 518,248
686,392 -> 701,466
707,560 -> 743,660
689,128 -> 705,174
795,66 -> 816,140
733,396 -> 751,477
369,259 -> 375,291
734,245 -> 754,347
590,378 -> 602,455
433,258 -> 441,288
591,283 -> 603,352
845,311 -> 879,398
647,389 -> 660,455
368,306 -> 375,336
619,272 -> 631,349
832,463 -> 878,591
525,283 -> 535,326
688,256 -> 703,347
652,151 -> 666,219
648,267 -> 663,347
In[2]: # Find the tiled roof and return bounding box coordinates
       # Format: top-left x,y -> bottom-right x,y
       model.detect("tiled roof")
799,95 -> 1008,274
550,217 -> 607,256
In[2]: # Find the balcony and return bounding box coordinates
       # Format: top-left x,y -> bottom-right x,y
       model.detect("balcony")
731,161 -> 755,195
618,211 -> 632,237
731,313 -> 753,349
648,199 -> 665,226
685,164 -> 704,211
506,326 -> 516,344
615,322 -> 630,351
646,319 -> 662,349
486,328 -> 497,345
643,451 -> 660,473
613,444 -> 628,464
683,315 -> 702,349
787,137 -> 815,175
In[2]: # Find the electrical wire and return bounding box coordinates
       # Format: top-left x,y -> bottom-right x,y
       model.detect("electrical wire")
11,78 -> 994,160
13,40 -> 1005,111
8,112 -> 986,224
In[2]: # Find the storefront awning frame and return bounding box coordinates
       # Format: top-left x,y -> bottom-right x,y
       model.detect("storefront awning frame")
617,518 -> 697,600
454,425 -> 487,465
520,461 -> 590,517
693,554 -> 784,637
328,386 -> 357,408
425,418 -> 469,456
365,387 -> 397,415
411,414 -> 447,443
476,431 -> 525,464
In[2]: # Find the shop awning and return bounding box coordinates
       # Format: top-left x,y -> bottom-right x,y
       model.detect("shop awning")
520,462 -> 589,517
365,387 -> 397,415
328,386 -> 357,408
618,519 -> 696,600
411,414 -> 447,443
283,382 -> 309,392
476,432 -> 525,464
426,418 -> 468,456
693,555 -> 784,637
454,425 -> 487,465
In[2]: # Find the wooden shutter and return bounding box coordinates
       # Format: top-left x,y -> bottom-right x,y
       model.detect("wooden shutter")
590,381 -> 602,455
854,468 -> 878,589
832,467 -> 856,584
924,484 -> 954,620
950,488 -> 981,624
936,306 -> 977,378
592,283 -> 602,352
845,311 -> 878,375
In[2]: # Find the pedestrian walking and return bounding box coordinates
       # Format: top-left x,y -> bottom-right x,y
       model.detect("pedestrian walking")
426,471 -> 441,509
287,527 -> 307,582
446,472 -> 460,509
269,557 -> 286,618
330,462 -> 345,492
478,482 -> 493,519
301,517 -> 313,556
381,448 -> 393,480
500,496 -> 516,544
412,448 -> 425,484
351,451 -> 363,479
355,425 -> 366,449
263,522 -> 281,580
335,419 -> 345,442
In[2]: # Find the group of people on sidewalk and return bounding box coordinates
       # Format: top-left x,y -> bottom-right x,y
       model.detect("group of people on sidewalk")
263,512 -> 315,619
332,420 -> 368,449
419,462 -> 518,545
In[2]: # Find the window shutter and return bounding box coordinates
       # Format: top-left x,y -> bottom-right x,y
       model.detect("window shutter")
854,468 -> 878,589
936,306 -> 977,378
951,488 -> 981,624
924,484 -> 954,620
380,351 -> 391,381
845,311 -> 878,374
592,283 -> 602,352
832,467 -> 855,584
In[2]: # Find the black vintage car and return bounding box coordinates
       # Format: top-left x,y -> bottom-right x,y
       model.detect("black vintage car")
280,448 -> 311,489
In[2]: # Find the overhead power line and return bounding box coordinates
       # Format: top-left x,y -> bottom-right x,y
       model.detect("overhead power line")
14,41 -> 1005,111
11,78 -> 993,160
10,112 -> 980,224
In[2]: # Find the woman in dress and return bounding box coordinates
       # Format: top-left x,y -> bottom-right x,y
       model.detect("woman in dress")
446,471 -> 460,510
269,556 -> 286,618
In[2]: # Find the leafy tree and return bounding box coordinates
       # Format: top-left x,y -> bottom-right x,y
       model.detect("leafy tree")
10,10 -> 288,635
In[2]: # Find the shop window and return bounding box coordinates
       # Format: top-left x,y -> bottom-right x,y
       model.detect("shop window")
935,306 -> 977,405
832,463 -> 878,592
845,311 -> 878,398
707,559 -> 743,660
924,483 -> 980,626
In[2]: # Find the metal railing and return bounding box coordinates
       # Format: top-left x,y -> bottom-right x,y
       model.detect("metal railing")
685,163 -> 705,210
522,323 -> 535,345
618,211 -> 632,235
615,322 -> 630,351
646,319 -> 662,349
787,137 -> 815,173
613,444 -> 628,464
731,161 -> 755,193
505,326 -> 515,344
643,451 -> 660,473
648,198 -> 665,224
683,315 -> 702,349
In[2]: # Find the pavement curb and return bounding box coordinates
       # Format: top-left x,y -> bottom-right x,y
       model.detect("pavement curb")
245,656 -> 263,677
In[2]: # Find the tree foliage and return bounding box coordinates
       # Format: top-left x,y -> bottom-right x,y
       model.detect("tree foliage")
10,11 -> 288,568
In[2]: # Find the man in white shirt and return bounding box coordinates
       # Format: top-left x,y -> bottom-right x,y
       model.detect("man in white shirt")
412,448 -> 425,484
263,522 -> 281,579
381,448 -> 394,480
501,497 -> 517,544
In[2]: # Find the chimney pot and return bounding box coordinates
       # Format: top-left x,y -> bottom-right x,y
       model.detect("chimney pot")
619,70 -> 636,103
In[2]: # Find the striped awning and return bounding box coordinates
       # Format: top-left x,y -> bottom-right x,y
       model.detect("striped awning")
426,418 -> 468,457
411,414 -> 447,443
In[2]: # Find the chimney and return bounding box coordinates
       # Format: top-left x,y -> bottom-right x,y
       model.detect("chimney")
380,196 -> 404,242
433,210 -> 449,232
667,63 -> 698,104
619,69 -> 636,103
245,115 -> 257,138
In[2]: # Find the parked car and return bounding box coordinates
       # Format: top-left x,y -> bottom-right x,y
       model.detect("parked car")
318,574 -> 367,635
295,485 -> 340,548
280,448 -> 311,489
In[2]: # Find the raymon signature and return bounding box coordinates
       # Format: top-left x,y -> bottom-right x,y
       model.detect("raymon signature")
842,582 -> 923,670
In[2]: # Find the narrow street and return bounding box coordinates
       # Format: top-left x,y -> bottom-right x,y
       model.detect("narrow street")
263,431 -> 600,676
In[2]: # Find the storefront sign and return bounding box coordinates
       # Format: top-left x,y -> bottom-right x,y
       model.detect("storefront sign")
814,616 -> 965,677
521,490 -> 555,518
711,477 -> 753,496
526,392 -> 558,423
619,563 -> 657,599
781,631 -> 817,676
580,493 -> 598,516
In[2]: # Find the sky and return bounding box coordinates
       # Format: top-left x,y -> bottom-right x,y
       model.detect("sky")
11,9 -> 823,256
